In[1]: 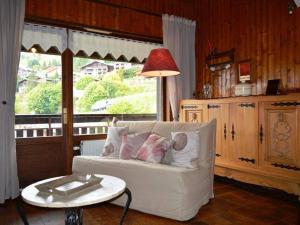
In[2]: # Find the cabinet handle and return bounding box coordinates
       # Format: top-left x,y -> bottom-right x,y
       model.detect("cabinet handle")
271,163 -> 300,171
208,104 -> 221,109
231,124 -> 235,140
216,153 -> 221,157
181,105 -> 198,109
259,125 -> 263,144
239,103 -> 256,108
238,157 -> 256,164
224,123 -> 227,140
271,102 -> 300,107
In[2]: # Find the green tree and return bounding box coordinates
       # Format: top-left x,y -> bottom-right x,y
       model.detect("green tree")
107,100 -> 140,114
75,76 -> 94,90
27,58 -> 40,67
27,83 -> 61,114
51,59 -> 60,66
78,82 -> 106,112
117,68 -> 125,80
107,93 -> 156,114
124,67 -> 140,79
24,74 -> 39,93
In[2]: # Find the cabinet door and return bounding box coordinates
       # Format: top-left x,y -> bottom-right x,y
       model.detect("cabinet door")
180,104 -> 208,123
207,103 -> 229,163
229,102 -> 258,167
259,101 -> 300,175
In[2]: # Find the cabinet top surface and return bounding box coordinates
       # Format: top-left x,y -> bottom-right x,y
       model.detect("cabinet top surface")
181,93 -> 300,104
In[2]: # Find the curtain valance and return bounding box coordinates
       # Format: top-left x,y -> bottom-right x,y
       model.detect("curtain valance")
22,23 -> 68,53
68,30 -> 162,62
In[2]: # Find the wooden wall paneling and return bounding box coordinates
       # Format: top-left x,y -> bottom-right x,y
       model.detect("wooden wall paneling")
197,0 -> 300,97
256,0 -> 263,95
287,2 -> 295,90
25,0 -> 163,39
280,1 -> 287,90
100,0 -> 197,20
267,0 -> 274,84
296,9 -> 300,88
249,0 -> 257,95
273,1 -> 281,81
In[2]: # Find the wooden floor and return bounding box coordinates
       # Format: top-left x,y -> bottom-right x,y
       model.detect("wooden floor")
1,178 -> 299,225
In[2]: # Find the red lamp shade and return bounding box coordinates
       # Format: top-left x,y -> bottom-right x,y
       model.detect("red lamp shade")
140,48 -> 180,77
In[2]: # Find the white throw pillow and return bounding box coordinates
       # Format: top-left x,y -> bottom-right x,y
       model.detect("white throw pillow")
164,131 -> 201,168
102,126 -> 129,158
163,119 -> 217,168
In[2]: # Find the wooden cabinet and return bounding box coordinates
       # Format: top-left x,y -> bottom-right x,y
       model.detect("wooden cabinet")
207,103 -> 229,163
259,101 -> 300,178
180,94 -> 300,200
180,100 -> 207,123
228,102 -> 258,167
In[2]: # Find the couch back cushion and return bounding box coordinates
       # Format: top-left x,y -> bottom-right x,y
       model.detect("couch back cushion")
116,121 -> 204,139
116,120 -> 217,167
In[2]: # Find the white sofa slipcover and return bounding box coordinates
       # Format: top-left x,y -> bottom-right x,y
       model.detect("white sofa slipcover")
72,120 -> 216,221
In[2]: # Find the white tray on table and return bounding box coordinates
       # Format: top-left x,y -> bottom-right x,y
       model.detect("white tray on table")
35,174 -> 103,197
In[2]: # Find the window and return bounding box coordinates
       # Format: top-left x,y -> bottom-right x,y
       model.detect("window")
16,23 -> 163,138
15,52 -> 62,138
73,57 -> 159,135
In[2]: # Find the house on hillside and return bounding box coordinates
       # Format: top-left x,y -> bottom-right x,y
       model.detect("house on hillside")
80,61 -> 114,76
18,66 -> 32,80
36,66 -> 61,80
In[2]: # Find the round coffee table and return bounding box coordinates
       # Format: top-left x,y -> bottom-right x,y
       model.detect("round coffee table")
20,174 -> 132,225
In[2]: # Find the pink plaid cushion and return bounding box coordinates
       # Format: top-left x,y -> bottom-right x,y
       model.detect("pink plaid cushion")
136,133 -> 174,163
119,132 -> 151,160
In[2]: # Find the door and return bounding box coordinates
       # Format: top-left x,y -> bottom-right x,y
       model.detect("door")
180,102 -> 208,123
16,51 -> 67,186
207,103 -> 229,163
229,102 -> 258,167
259,101 -> 300,177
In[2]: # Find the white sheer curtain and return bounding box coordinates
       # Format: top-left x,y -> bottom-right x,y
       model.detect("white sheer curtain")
22,23 -> 68,53
0,0 -> 25,203
68,30 -> 162,62
162,14 -> 196,121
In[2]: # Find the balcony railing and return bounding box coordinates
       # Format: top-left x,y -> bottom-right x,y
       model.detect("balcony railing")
15,114 -> 157,138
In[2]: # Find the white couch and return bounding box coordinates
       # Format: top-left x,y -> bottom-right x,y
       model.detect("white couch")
72,120 -> 216,221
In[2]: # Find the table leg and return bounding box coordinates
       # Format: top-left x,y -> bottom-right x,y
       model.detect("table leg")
65,207 -> 83,225
16,197 -> 30,225
119,188 -> 132,225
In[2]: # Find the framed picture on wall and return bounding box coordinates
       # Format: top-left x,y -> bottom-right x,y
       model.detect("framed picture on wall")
237,60 -> 252,83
